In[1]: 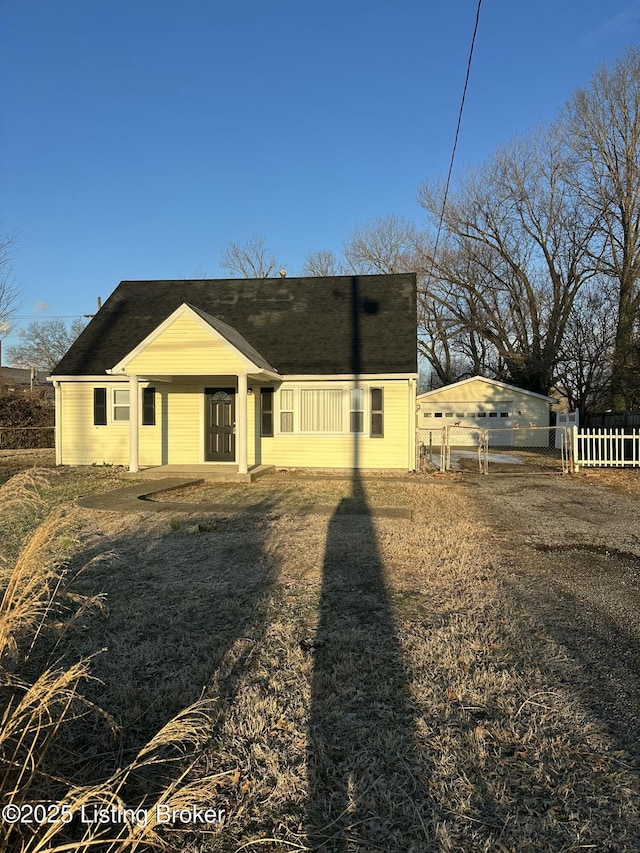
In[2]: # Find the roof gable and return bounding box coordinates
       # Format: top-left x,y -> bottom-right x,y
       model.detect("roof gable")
418,376 -> 555,403
52,274 -> 417,377
109,303 -> 277,375
185,305 -> 276,371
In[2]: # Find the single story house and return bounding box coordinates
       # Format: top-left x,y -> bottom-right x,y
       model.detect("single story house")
417,376 -> 556,447
50,274 -> 417,472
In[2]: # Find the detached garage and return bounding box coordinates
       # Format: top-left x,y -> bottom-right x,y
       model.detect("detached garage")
417,376 -> 556,447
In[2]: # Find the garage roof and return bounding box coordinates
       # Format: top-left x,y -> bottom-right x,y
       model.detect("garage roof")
418,376 -> 556,402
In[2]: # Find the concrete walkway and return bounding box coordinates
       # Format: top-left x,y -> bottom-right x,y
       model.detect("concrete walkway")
76,479 -> 205,513
75,478 -> 412,519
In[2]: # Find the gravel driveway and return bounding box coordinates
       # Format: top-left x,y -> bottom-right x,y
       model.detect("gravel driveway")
464,472 -> 640,757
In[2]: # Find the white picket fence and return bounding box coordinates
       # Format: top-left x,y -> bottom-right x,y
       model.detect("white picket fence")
573,426 -> 640,470
418,423 -> 640,473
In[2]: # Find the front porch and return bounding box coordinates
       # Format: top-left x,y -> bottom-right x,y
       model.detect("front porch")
121,463 -> 275,483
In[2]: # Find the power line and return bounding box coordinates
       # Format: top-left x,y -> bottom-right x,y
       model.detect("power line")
425,0 -> 483,287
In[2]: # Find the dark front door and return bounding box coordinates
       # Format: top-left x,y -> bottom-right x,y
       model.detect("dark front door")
205,388 -> 235,462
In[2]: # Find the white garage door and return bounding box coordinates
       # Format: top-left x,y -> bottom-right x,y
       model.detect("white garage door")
420,401 -> 515,446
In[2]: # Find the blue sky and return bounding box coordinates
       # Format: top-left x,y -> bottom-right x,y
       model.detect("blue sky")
1,0 -> 639,350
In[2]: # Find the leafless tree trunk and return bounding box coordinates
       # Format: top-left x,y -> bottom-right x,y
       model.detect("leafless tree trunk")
555,282 -> 615,420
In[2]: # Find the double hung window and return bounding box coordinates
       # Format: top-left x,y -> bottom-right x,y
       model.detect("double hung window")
93,386 -> 156,425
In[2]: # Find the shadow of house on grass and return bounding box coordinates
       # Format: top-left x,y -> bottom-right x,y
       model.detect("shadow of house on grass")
305,278 -> 434,851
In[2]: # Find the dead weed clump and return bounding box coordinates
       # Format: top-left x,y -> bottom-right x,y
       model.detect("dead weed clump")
0,506 -> 232,853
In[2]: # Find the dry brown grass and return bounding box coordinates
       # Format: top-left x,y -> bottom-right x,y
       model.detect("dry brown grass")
0,450 -> 55,487
0,472 -> 234,853
0,463 -> 129,574
580,467 -> 640,499
3,464 -> 640,851
46,474 -> 640,851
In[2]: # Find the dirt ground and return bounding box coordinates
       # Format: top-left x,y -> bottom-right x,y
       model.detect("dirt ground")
464,470 -> 640,758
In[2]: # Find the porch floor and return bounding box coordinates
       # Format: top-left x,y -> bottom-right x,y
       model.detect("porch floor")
122,464 -> 275,483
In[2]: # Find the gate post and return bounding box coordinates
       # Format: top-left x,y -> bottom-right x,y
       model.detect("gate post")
440,427 -> 447,473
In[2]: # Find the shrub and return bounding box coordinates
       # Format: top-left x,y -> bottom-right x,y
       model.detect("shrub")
0,387 -> 54,449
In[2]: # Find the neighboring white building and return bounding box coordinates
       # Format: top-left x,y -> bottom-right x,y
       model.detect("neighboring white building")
417,376 -> 556,447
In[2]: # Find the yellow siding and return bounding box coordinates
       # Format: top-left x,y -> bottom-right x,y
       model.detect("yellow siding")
419,379 -> 548,411
58,382 -> 163,466
261,381 -> 411,469
58,378 -> 412,469
122,313 -> 248,374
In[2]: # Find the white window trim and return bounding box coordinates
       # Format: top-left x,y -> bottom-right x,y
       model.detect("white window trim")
97,383 -> 155,426
112,387 -> 130,423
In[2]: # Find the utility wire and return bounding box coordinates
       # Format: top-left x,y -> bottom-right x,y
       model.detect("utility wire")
425,0 -> 483,287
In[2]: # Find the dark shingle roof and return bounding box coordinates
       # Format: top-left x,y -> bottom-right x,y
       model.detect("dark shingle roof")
51,274 -> 417,376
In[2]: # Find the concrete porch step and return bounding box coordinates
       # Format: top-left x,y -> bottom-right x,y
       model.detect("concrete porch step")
122,464 -> 275,483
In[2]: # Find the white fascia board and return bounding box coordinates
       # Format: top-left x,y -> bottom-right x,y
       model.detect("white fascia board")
280,373 -> 418,381
48,375 -> 130,382
109,303 -> 264,375
250,369 -> 282,381
105,371 -> 173,382
49,375 -> 162,386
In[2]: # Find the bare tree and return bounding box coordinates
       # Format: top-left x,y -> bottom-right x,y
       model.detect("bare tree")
556,281 -> 615,419
340,215 -> 492,383
564,47 -> 640,409
0,234 -> 21,332
343,215 -> 423,274
418,125 -> 599,396
220,236 -> 281,278
7,318 -> 87,372
301,249 -> 344,277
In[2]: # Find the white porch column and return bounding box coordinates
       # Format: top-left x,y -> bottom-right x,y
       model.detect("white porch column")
53,380 -> 62,465
129,374 -> 139,473
237,373 -> 248,474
